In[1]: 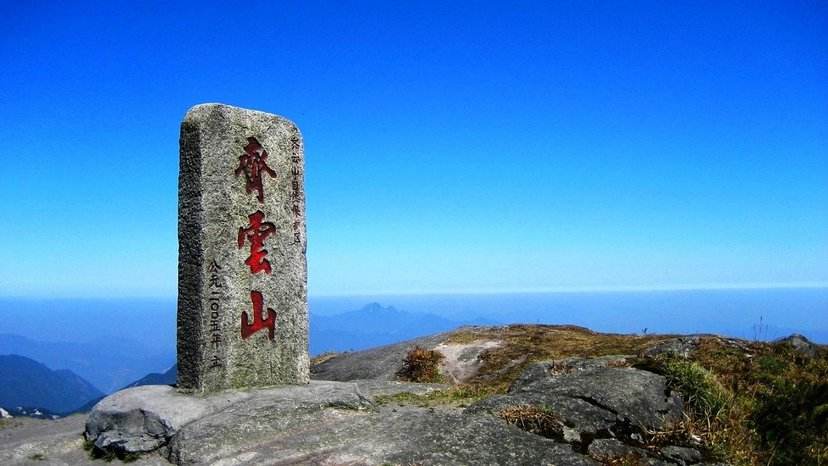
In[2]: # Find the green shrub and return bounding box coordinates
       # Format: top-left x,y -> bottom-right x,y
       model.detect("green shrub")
662,359 -> 730,420
752,370 -> 828,465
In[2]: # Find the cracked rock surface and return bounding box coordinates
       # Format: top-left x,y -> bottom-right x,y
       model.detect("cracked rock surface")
470,357 -> 684,442
468,357 -> 715,464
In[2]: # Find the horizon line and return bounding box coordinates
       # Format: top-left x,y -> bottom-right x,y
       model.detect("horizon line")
2,282 -> 827,300
311,282 -> 828,298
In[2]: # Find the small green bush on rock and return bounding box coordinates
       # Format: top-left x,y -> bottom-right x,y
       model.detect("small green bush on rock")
662,360 -> 730,420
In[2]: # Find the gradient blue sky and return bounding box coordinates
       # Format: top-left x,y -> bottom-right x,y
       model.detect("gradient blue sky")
1,1 -> 826,297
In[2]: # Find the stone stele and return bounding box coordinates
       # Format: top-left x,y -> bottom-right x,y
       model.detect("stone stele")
178,103 -> 309,392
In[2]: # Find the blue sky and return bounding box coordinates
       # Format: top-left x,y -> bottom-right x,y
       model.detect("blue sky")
1,1 -> 826,297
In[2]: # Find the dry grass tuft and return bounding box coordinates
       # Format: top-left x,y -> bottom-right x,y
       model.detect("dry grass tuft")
497,404 -> 564,440
310,352 -> 339,366
594,453 -> 649,466
397,346 -> 445,383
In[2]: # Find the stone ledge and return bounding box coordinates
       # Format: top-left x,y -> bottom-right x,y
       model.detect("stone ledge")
84,381 -> 368,455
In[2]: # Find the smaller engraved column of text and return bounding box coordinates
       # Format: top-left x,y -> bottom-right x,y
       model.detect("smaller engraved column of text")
207,259 -> 224,369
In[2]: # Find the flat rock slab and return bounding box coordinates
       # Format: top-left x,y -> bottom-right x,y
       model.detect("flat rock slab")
353,379 -> 449,398
0,415 -> 167,466
85,381 -> 368,456
168,405 -> 598,465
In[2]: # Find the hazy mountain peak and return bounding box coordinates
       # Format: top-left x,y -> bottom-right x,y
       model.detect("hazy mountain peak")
0,354 -> 102,415
359,302 -> 398,313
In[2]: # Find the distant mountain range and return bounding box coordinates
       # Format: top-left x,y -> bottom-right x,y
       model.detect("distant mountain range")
309,302 -> 495,355
0,354 -> 102,415
0,333 -> 174,394
0,303 -> 490,415
123,365 -> 177,388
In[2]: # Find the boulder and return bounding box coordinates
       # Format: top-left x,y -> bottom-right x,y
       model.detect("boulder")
470,359 -> 683,445
169,404 -> 598,465
85,381 -> 369,455
641,337 -> 701,359
588,438 -> 649,461
775,334 -> 820,358
661,445 -> 703,464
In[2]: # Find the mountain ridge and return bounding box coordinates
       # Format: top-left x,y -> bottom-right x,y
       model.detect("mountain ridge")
0,354 -> 103,415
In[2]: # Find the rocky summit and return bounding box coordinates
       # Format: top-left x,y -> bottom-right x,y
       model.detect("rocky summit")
1,324 -> 826,465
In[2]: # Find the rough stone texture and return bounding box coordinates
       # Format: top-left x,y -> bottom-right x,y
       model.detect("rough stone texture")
353,379 -> 449,397
178,103 -> 309,393
433,339 -> 503,383
587,438 -> 649,461
775,333 -> 820,358
81,381 -> 600,465
587,439 -> 706,466
509,355 -> 633,390
168,404 -> 598,466
84,382 -> 368,456
0,415 -> 167,466
661,445 -> 703,464
641,337 -> 701,359
311,332 -> 449,381
84,385 -> 250,454
469,359 -> 683,447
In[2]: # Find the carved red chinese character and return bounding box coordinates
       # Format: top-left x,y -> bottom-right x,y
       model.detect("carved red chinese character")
237,210 -> 276,274
241,291 -> 276,340
235,137 -> 276,202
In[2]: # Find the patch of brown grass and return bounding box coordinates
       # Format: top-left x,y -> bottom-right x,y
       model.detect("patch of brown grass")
397,346 -> 445,383
496,404 -> 564,440
691,338 -> 766,393
594,453 -> 649,466
310,352 -> 339,366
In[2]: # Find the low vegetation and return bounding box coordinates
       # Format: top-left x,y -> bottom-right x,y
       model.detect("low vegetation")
309,352 -> 338,366
428,325 -> 827,465
396,346 -> 445,383
641,337 -> 828,465
496,404 -> 564,440
661,360 -> 730,420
